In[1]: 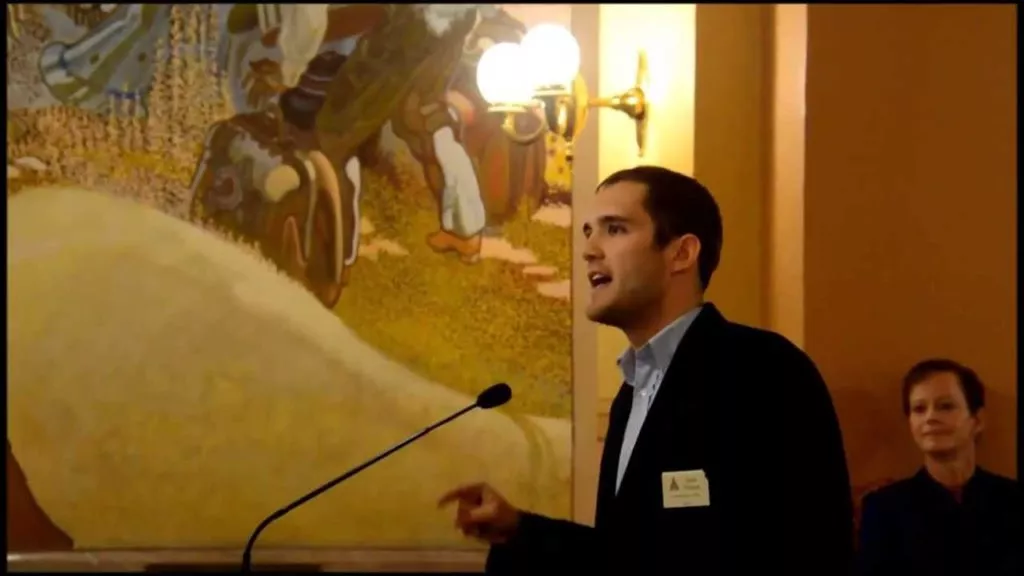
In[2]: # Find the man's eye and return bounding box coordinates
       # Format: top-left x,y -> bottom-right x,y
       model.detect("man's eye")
608,224 -> 624,235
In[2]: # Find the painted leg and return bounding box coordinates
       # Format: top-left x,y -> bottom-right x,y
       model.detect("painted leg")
338,155 -> 361,269
426,125 -> 486,263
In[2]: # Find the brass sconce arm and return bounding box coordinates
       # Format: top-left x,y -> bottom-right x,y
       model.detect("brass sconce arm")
494,51 -> 650,159
586,55 -> 649,157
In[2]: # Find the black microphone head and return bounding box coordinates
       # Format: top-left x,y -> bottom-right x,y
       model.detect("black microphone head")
476,383 -> 512,409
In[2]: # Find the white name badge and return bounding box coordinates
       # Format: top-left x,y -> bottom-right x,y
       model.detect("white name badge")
662,469 -> 711,509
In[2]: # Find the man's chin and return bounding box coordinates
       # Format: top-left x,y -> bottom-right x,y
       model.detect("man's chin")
585,304 -> 619,326
922,441 -> 960,456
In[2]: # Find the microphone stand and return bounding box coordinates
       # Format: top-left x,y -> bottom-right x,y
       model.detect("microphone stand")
240,403 -> 479,572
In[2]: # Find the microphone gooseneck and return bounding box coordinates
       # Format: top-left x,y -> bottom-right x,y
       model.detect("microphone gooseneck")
240,383 -> 512,572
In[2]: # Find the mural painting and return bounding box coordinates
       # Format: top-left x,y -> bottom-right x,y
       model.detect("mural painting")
6,4 -> 573,551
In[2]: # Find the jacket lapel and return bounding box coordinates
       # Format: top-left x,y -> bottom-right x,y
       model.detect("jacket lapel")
614,304 -> 727,502
594,383 -> 632,528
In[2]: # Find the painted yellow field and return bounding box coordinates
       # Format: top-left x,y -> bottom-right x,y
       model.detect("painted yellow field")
7,187 -> 571,548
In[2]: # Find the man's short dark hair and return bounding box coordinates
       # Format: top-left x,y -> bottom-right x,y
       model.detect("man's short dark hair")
901,358 -> 986,416
598,166 -> 723,290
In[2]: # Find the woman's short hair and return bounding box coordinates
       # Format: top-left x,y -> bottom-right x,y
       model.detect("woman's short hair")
901,358 -> 986,416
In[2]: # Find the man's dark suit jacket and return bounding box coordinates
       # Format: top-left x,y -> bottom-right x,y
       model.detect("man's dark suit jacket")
856,467 -> 1021,576
486,303 -> 854,575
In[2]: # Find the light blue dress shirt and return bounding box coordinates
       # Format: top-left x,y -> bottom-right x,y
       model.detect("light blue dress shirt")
615,305 -> 703,494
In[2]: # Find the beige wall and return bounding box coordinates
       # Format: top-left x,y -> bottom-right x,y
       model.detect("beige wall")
695,4 -> 772,329
799,4 -> 1018,486
569,2 -> 601,527
767,4 -> 807,347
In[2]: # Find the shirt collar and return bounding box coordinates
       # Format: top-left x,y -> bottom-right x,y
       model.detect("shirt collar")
915,466 -> 989,499
617,305 -> 703,388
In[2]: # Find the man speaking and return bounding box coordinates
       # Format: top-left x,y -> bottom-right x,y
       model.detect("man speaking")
439,167 -> 854,574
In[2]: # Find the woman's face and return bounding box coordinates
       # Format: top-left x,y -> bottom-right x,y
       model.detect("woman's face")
907,371 -> 982,457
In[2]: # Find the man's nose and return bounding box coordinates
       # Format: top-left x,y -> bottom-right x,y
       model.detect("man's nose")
582,240 -> 601,262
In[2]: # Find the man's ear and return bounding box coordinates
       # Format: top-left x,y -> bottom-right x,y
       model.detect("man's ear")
668,233 -> 701,274
972,407 -> 986,437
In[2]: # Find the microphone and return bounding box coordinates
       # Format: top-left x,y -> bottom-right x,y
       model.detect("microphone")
240,383 -> 512,572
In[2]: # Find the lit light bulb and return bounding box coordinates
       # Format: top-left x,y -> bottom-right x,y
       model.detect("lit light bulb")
475,42 -> 533,106
521,23 -> 580,89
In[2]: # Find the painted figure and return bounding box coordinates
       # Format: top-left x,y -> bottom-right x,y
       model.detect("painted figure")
38,4 -> 173,111
223,4 -> 494,266
29,3 -> 552,306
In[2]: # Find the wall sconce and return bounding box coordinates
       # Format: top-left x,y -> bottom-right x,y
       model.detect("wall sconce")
476,24 -> 649,161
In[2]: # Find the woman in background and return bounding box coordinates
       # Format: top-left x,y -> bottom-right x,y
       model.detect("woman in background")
856,359 -> 1020,575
